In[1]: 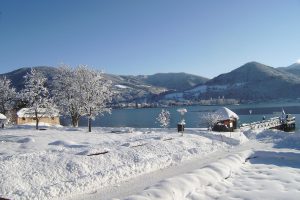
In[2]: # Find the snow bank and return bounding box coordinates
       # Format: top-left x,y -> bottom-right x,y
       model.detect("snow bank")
209,150 -> 300,200
244,128 -> 300,149
0,127 -> 240,200
0,113 -> 7,120
274,133 -> 300,150
122,150 -> 253,200
198,130 -> 248,145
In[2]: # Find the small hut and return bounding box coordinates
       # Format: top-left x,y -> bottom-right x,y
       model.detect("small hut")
17,108 -> 60,126
212,107 -> 239,132
0,113 -> 6,128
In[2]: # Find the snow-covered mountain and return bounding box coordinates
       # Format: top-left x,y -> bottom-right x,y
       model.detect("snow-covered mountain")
2,62 -> 300,103
0,66 -> 59,91
135,72 -> 209,91
0,67 -> 208,103
278,62 -> 300,76
164,62 -> 300,101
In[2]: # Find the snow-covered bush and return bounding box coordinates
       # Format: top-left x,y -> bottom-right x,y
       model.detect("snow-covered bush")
156,109 -> 171,128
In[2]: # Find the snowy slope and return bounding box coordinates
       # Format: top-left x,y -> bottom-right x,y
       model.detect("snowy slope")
1,127 -> 300,200
120,129 -> 300,200
0,127 -> 245,200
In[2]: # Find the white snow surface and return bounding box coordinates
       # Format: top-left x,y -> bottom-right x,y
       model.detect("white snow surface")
0,113 -> 6,120
121,129 -> 300,200
1,126 -> 300,200
17,107 -> 60,117
215,107 -> 239,120
115,84 -> 129,89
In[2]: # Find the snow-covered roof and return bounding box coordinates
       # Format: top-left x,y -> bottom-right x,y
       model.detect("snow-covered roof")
0,113 -> 6,120
215,107 -> 239,120
17,108 -> 60,118
177,108 -> 187,115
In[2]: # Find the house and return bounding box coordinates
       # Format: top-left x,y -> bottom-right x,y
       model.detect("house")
212,107 -> 239,132
0,113 -> 6,128
17,108 -> 60,126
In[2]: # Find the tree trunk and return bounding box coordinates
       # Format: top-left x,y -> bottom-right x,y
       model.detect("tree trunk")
88,117 -> 92,132
35,111 -> 39,130
71,114 -> 80,127
88,107 -> 92,132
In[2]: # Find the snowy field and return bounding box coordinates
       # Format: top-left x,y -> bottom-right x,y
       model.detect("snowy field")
1,126 -> 300,200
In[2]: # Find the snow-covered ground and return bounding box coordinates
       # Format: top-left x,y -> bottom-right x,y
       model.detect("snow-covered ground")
1,126 -> 300,200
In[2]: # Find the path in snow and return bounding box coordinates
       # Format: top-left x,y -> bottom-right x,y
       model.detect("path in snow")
187,149 -> 300,200
70,140 -> 269,200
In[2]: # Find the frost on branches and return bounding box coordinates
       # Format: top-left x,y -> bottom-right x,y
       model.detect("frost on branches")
20,68 -> 56,130
76,66 -> 113,132
0,76 -> 17,116
53,65 -> 82,127
53,65 -> 113,132
156,109 -> 171,128
201,112 -> 222,130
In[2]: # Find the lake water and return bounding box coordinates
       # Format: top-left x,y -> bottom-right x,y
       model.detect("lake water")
62,100 -> 300,129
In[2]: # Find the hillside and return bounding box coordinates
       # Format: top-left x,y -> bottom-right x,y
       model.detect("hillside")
0,66 -> 59,91
208,62 -> 300,85
3,62 -> 300,103
278,63 -> 300,76
0,67 -> 168,103
135,72 -> 209,91
164,62 -> 300,101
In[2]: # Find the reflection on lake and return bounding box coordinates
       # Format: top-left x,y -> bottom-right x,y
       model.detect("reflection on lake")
61,101 -> 300,129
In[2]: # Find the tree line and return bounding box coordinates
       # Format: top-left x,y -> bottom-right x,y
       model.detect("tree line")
0,65 -> 113,132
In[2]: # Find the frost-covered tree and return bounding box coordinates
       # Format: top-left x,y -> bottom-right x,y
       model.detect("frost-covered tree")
53,65 -> 113,132
156,109 -> 170,128
0,76 -> 17,115
76,66 -> 112,132
20,69 -> 55,130
53,65 -> 82,127
201,112 -> 222,130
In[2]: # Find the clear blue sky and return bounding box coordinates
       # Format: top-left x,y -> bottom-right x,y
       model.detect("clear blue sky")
0,0 -> 300,78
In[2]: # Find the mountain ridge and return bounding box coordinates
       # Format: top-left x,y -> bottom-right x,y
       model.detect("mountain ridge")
1,62 -> 300,103
174,61 -> 300,101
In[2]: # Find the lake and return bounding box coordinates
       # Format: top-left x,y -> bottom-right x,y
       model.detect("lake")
62,100 -> 300,129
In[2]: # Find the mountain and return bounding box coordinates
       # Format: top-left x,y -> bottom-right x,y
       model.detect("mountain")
0,66 -> 59,91
103,73 -> 167,103
3,62 -> 300,104
207,62 -> 300,85
1,67 -> 208,103
135,73 -> 209,91
165,62 -> 300,101
0,66 -> 168,103
278,63 -> 300,76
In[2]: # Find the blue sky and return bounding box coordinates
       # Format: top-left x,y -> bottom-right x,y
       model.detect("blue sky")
0,0 -> 300,78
